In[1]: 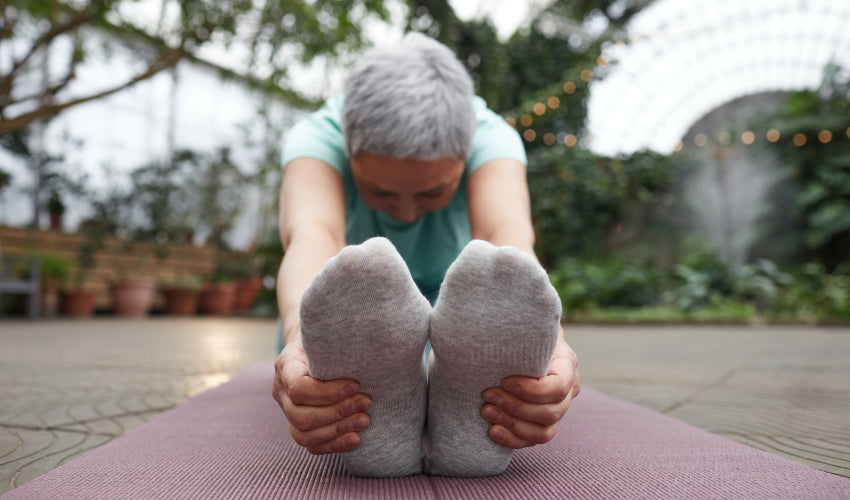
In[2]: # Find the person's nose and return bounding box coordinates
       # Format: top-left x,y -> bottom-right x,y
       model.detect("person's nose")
393,200 -> 420,223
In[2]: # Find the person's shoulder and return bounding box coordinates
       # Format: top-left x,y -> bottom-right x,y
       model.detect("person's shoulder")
282,94 -> 348,171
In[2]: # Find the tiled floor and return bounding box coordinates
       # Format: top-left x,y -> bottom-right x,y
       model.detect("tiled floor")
1,320 -> 848,494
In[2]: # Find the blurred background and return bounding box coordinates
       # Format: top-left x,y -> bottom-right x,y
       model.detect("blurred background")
1,0 -> 849,322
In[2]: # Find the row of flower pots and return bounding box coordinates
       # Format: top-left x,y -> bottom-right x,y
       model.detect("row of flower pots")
59,277 -> 263,317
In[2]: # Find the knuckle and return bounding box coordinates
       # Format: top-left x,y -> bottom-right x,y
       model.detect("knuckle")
289,427 -> 311,447
555,384 -> 571,401
287,383 -> 305,404
540,406 -> 562,426
288,411 -> 314,431
539,424 -> 559,444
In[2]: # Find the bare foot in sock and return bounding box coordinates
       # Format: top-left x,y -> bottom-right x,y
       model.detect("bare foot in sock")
428,240 -> 561,477
300,237 -> 432,477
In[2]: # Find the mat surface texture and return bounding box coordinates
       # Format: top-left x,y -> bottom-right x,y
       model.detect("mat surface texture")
4,362 -> 849,499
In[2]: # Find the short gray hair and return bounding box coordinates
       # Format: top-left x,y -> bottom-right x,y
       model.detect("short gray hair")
343,32 -> 476,161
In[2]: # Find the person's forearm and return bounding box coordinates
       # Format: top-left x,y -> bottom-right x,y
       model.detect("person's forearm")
478,226 -> 535,256
277,227 -> 345,346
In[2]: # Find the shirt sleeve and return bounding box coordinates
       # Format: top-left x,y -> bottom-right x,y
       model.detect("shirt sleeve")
281,95 -> 348,175
466,97 -> 528,173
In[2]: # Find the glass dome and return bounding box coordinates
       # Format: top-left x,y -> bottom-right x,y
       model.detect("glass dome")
587,0 -> 850,157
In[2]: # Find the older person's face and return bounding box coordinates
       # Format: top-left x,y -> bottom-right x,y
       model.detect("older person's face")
350,152 -> 464,223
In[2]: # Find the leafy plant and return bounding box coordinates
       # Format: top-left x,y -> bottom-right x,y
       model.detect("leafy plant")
550,256 -> 662,314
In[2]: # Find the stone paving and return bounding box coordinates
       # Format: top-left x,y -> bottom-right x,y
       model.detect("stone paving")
1,320 -> 848,494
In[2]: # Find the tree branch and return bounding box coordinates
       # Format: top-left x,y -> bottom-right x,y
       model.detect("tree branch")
0,49 -> 183,134
8,32 -> 83,106
1,9 -> 97,84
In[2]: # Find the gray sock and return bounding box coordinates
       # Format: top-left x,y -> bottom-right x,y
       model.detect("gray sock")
300,237 -> 432,477
427,240 -> 561,477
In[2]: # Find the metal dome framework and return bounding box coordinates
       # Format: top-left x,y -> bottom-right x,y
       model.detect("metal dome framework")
587,0 -> 850,157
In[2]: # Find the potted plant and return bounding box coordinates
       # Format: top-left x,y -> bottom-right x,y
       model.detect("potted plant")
47,190 -> 65,231
229,249 -> 264,314
109,236 -> 157,317
38,252 -> 71,317
88,183 -> 157,317
161,276 -> 203,316
199,267 -> 237,316
61,220 -> 103,317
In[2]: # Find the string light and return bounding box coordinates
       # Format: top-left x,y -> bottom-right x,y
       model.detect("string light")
533,103 -> 546,116
511,35 -> 850,154
766,129 -> 780,142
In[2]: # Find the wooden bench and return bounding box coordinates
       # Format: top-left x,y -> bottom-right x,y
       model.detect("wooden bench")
0,255 -> 41,318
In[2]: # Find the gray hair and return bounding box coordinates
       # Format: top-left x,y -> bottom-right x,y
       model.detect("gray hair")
343,32 -> 476,161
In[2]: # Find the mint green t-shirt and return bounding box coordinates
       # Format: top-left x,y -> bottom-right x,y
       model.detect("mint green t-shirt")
282,95 -> 526,303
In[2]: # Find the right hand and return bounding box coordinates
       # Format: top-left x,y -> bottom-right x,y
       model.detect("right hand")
273,338 -> 372,454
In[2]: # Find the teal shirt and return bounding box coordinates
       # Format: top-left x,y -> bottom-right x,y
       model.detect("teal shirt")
282,95 -> 526,303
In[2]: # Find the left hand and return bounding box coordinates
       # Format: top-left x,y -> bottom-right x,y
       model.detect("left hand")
480,337 -> 580,449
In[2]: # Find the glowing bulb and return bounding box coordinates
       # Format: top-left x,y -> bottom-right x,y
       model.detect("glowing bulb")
596,55 -> 609,66
520,114 -> 533,127
766,129 -> 780,142
547,96 -> 560,109
543,133 -> 556,146
533,103 -> 546,116
523,129 -> 537,142
673,141 -> 683,152
580,69 -> 593,82
505,117 -> 516,127
694,133 -> 707,147
846,127 -> 850,138
793,133 -> 806,146
563,134 -> 577,147
741,131 -> 755,145
818,130 -> 832,143
563,81 -> 577,94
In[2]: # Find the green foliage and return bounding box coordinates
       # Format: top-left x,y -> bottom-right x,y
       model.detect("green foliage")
36,252 -> 72,286
772,263 -> 850,320
750,63 -> 850,268
528,146 -> 681,267
550,257 -> 662,312
0,169 -> 10,191
3,0 -> 391,132
671,249 -> 736,310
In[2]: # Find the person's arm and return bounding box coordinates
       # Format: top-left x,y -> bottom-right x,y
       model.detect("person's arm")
467,158 -> 581,449
272,158 -> 373,455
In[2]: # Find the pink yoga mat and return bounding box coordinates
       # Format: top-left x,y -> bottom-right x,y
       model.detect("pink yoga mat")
4,362 -> 849,499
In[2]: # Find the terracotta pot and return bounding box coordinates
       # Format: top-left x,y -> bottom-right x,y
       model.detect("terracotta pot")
60,290 -> 96,317
199,282 -> 236,315
234,277 -> 263,312
162,287 -> 200,316
110,278 -> 156,317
